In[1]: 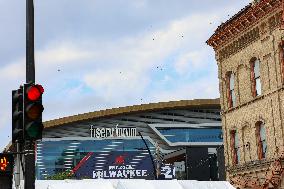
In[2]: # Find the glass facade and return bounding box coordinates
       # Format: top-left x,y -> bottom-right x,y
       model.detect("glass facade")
36,139 -> 155,180
157,128 -> 222,143
36,127 -> 223,180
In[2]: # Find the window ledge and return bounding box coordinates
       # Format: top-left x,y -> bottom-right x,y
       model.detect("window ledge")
226,158 -> 280,174
221,86 -> 284,115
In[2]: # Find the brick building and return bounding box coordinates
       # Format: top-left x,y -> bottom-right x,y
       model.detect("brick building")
207,0 -> 284,188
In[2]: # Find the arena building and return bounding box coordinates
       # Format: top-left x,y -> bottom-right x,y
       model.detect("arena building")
35,98 -> 225,181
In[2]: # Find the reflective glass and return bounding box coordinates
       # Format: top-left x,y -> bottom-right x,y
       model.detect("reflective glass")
36,139 -> 155,180
254,59 -> 260,78
260,123 -> 266,141
260,123 -> 266,157
229,73 -> 234,90
231,90 -> 236,107
256,78 -> 261,96
157,128 -> 222,143
234,132 -> 239,147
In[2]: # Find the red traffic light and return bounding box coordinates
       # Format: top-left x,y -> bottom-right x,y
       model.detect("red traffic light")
27,84 -> 44,101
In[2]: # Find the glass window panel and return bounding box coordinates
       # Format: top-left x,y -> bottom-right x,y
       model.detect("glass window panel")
234,132 -> 239,147
231,90 -> 236,107
236,148 -> 241,163
229,74 -> 234,90
262,141 -> 267,157
256,78 -> 261,96
254,60 -> 260,78
260,123 -> 266,141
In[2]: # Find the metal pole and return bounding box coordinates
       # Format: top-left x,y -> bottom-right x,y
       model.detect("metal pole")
25,0 -> 35,188
26,0 -> 35,83
14,143 -> 21,189
24,142 -> 35,189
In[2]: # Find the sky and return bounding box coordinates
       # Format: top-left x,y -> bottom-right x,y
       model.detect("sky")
0,0 -> 251,151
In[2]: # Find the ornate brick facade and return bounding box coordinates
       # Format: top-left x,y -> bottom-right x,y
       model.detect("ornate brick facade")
207,0 -> 284,188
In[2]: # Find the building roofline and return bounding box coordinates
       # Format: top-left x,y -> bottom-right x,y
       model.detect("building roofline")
206,0 -> 282,49
43,98 -> 220,129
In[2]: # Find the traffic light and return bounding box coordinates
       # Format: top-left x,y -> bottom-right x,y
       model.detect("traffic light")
0,153 -> 13,176
12,87 -> 23,143
23,83 -> 44,141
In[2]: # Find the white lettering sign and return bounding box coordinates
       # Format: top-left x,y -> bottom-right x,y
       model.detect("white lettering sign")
90,124 -> 137,138
93,165 -> 148,179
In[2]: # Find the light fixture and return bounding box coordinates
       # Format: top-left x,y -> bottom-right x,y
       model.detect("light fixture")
95,157 -> 106,159
112,141 -> 123,144
65,151 -> 75,154
135,156 -> 145,158
107,144 -> 118,147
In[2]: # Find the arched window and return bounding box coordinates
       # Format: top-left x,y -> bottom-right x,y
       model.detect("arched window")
279,41 -> 284,83
230,130 -> 240,165
226,72 -> 236,108
250,58 -> 261,97
255,121 -> 267,159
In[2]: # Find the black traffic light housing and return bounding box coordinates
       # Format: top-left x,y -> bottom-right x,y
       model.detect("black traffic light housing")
23,83 -> 44,141
12,87 -> 23,143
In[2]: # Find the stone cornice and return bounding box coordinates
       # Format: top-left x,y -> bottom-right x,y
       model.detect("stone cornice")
227,158 -> 275,174
207,0 -> 282,50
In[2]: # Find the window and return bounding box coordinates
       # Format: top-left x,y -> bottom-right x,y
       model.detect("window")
230,130 -> 240,165
256,122 -> 267,159
226,72 -> 236,108
250,58 -> 261,97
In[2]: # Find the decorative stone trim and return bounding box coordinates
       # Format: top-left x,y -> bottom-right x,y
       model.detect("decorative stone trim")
230,146 -> 284,189
217,10 -> 282,62
207,0 -> 281,50
218,27 -> 260,62
227,159 -> 274,174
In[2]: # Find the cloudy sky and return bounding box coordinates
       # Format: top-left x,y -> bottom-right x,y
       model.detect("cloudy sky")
0,0 -> 251,150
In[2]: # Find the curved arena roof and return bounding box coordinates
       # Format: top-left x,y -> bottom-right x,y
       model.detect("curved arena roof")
44,98 -> 220,129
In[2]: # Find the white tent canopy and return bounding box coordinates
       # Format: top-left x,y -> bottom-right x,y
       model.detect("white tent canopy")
24,179 -> 235,189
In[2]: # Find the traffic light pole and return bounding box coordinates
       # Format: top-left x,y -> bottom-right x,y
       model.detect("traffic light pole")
25,0 -> 35,188
26,0 -> 35,83
14,143 -> 21,189
24,142 -> 35,189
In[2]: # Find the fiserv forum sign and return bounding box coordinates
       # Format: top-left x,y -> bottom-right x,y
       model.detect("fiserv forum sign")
90,124 -> 137,138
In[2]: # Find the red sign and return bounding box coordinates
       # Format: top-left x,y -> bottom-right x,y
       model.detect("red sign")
115,155 -> 125,165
